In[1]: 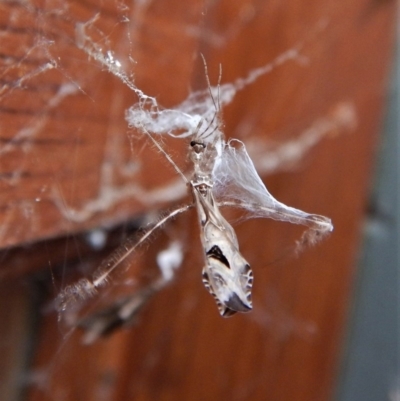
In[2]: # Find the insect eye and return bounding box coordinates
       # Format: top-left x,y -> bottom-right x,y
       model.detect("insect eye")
190,141 -> 206,154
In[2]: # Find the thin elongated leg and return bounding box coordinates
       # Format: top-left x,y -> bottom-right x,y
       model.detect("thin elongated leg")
139,125 -> 189,184
56,204 -> 192,314
78,285 -> 157,344
77,239 -> 184,343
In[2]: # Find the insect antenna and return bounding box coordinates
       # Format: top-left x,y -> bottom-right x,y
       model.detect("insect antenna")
195,54 -> 223,142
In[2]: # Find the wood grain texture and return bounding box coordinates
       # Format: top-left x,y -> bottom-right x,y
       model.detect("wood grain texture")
0,0 -> 395,401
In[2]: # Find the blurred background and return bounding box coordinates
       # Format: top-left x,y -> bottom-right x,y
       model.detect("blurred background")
0,1 -> 397,401
335,41 -> 398,401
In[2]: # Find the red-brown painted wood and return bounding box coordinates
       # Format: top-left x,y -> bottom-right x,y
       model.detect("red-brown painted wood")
0,1 -> 395,401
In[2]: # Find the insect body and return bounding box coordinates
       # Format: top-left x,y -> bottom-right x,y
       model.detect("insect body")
57,59 -> 333,328
190,139 -> 253,317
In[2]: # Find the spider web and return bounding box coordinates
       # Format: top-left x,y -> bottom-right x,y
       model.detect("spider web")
0,2 -> 359,401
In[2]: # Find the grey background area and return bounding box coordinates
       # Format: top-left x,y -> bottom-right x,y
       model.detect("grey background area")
335,42 -> 399,401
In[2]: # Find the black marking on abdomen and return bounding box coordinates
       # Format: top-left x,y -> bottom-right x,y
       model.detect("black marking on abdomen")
206,245 -> 230,268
